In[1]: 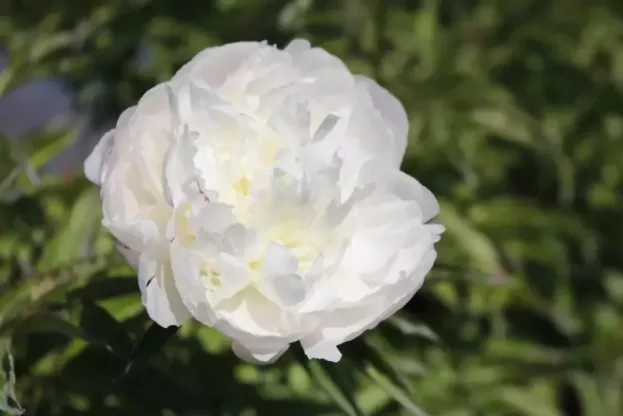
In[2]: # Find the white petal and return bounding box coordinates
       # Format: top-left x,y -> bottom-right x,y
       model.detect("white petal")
129,84 -> 175,193
138,246 -> 191,327
294,46 -> 349,75
257,243 -> 307,306
213,288 -> 298,340
173,42 -> 263,86
377,249 -> 437,322
262,273 -> 307,307
222,224 -> 258,258
231,340 -> 289,365
196,203 -> 237,234
84,129 -> 115,186
301,248 -> 437,361
261,242 -> 298,276
101,163 -> 170,249
169,243 -> 217,326
116,242 -> 140,267
115,106 -> 137,133
386,171 -> 440,223
284,38 -> 311,57
355,75 -> 408,167
163,126 -> 200,207
215,253 -> 252,298
302,343 -> 342,362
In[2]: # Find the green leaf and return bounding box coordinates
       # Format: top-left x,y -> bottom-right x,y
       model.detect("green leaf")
15,313 -> 87,339
29,128 -> 77,169
37,188 -> 101,271
0,139 -> 20,199
569,373 -> 604,416
292,345 -> 365,416
80,301 -> 133,359
387,315 -> 440,342
278,0 -> 312,30
69,275 -> 139,301
438,201 -> 506,279
497,386 -> 559,416
0,338 -> 24,415
365,364 -> 428,416
0,256 -> 108,335
345,338 -> 429,415
471,106 -> 537,150
121,322 -> 179,377
413,0 -> 440,75
14,313 -> 134,356
570,372 -> 622,416
346,338 -> 413,394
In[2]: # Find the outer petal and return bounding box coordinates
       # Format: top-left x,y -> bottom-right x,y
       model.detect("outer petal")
284,38 -> 311,57
386,170 -> 441,223
84,129 -> 115,186
231,340 -> 289,365
301,203 -> 439,362
138,245 -> 191,327
301,247 -> 437,361
101,162 -> 171,250
125,84 -> 175,194
172,42 -> 263,87
355,75 -> 409,167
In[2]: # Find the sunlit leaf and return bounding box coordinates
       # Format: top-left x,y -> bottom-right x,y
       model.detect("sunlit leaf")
0,338 -> 24,415
0,256 -> 109,335
37,188 -> 101,270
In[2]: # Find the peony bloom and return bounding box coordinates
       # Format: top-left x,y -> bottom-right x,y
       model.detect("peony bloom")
85,39 -> 443,363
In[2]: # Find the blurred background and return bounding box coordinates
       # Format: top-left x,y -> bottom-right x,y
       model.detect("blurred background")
1,0 -> 623,415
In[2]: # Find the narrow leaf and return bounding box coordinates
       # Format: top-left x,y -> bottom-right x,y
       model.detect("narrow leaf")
69,276 -> 139,301
387,315 -> 439,342
0,339 -> 24,415
122,322 -> 179,377
292,345 -> 365,416
0,256 -> 108,335
438,201 -> 505,279
365,365 -> 429,416
16,313 -> 87,339
346,338 -> 413,393
80,301 -> 133,359
37,188 -> 100,271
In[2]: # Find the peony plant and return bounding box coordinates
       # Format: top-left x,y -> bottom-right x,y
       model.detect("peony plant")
85,39 -> 443,363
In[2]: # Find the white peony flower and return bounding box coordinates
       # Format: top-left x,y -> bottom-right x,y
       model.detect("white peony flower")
85,39 -> 443,363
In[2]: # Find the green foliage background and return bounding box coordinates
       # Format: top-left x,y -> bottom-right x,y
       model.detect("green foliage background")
2,0 -> 623,415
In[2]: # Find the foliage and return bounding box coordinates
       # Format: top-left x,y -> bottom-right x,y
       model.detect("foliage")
2,0 -> 623,414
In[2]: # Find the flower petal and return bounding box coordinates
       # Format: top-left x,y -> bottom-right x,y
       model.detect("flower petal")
173,42 -> 263,87
138,245 -> 191,327
231,340 -> 289,364
215,253 -> 252,298
169,243 -> 217,326
386,171 -> 441,223
355,75 -> 408,167
301,248 -> 437,361
84,129 -> 115,186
